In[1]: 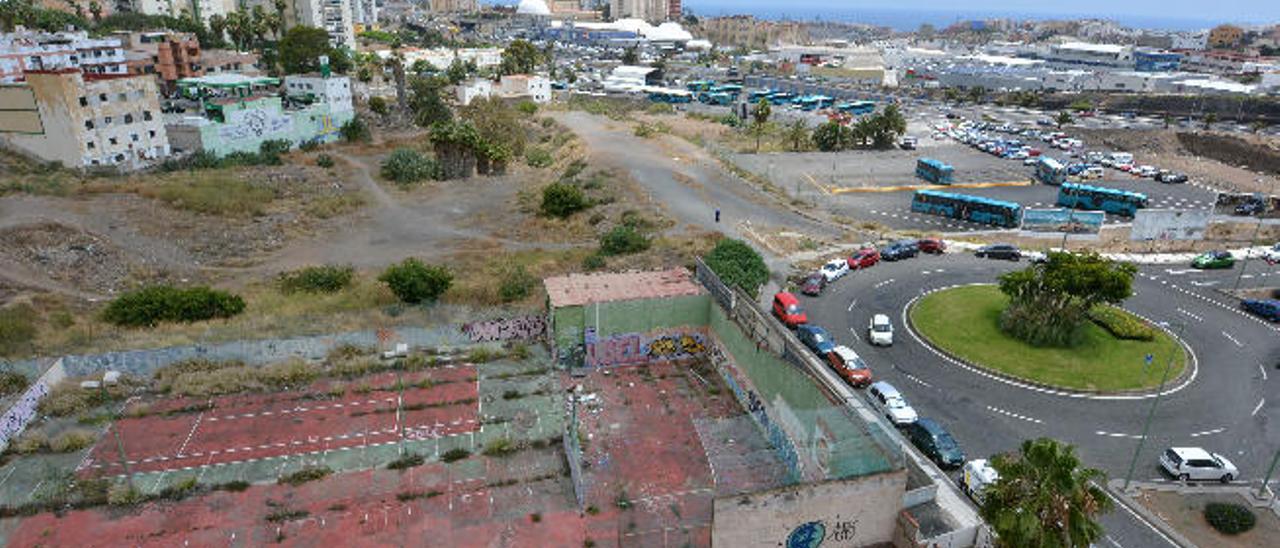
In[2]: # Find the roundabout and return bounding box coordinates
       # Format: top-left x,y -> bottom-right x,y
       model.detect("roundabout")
907,284 -> 1189,394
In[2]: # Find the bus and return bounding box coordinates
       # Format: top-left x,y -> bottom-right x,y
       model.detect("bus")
837,100 -> 876,115
1056,183 -> 1148,216
698,91 -> 733,105
911,190 -> 1022,228
710,84 -> 743,98
685,80 -> 714,92
1035,157 -> 1067,185
647,89 -> 692,103
916,158 -> 955,185
767,91 -> 796,105
748,89 -> 774,103
795,95 -> 834,111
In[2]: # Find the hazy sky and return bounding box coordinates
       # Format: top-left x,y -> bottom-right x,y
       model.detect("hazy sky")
682,0 -> 1280,25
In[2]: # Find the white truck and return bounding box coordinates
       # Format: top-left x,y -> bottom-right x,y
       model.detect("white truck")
960,459 -> 999,504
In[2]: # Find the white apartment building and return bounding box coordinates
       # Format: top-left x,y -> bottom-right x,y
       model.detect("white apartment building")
455,78 -> 492,106
498,74 -> 551,103
284,73 -> 354,112
134,0 -> 236,28
0,70 -> 170,170
0,31 -> 127,83
351,0 -> 377,27
392,47 -> 502,70
1042,42 -> 1134,68
245,0 -> 356,49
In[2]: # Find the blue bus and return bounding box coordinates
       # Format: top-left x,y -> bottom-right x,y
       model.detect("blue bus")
916,158 -> 955,185
911,190 -> 1022,228
767,91 -> 796,105
837,100 -> 876,115
1056,183 -> 1148,216
1035,157 -> 1067,185
748,89 -> 774,103
794,95 -> 833,111
711,84 -> 743,98
685,80 -> 714,92
647,89 -> 692,103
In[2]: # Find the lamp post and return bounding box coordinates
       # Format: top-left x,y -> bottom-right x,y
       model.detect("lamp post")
1258,448 -> 1280,500
1123,321 -> 1187,492
1233,179 -> 1276,292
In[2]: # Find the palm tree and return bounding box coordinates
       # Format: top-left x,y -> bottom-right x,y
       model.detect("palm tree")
250,5 -> 269,47
273,0 -> 288,35
385,51 -> 407,112
750,99 -> 771,152
981,438 -> 1112,548
1203,112 -> 1219,130
208,14 -> 227,43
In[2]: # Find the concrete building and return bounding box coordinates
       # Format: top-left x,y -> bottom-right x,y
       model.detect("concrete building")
116,31 -> 202,93
1181,49 -> 1280,75
1042,42 -> 1133,67
1134,49 -> 1182,72
166,72 -> 353,156
602,65 -> 660,91
202,49 -> 261,75
455,78 -> 492,106
245,0 -> 356,49
427,0 -> 479,13
0,70 -> 169,170
390,47 -> 502,71
1263,71 -> 1280,92
1171,32 -> 1208,51
1208,24 -> 1244,49
350,0 -> 378,27
609,0 -> 676,23
0,30 -> 127,83
134,0 -> 236,28
497,74 -> 551,103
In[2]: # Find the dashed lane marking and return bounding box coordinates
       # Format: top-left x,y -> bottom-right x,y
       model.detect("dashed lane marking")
1177,308 -> 1203,322
1222,331 -> 1244,347
1096,430 -> 1143,440
986,405 -> 1043,425
1254,398 -> 1266,416
1188,427 -> 1226,438
902,372 -> 932,388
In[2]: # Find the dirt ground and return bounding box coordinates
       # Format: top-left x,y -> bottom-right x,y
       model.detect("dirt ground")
1135,489 -> 1280,548
1077,128 -> 1280,195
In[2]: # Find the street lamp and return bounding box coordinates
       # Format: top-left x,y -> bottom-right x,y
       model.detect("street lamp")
1233,179 -> 1277,292
1122,321 -> 1188,492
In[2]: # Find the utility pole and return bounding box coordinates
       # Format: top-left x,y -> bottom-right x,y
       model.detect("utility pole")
1123,321 -> 1187,491
1259,449 -> 1280,500
1233,179 -> 1275,292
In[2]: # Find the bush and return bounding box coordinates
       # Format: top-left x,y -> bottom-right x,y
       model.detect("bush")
540,182 -> 589,218
704,238 -> 768,296
582,253 -> 606,270
499,266 -> 537,303
278,265 -> 355,294
38,381 -> 120,416
482,437 -> 517,457
278,466 -> 332,486
101,285 -> 245,327
107,483 -> 144,506
380,148 -> 439,185
599,225 -> 650,256
1204,502 -> 1256,535
516,101 -> 538,115
525,147 -> 553,168
49,429 -> 96,453
340,116 -> 372,143
11,431 -> 48,454
440,448 -> 470,462
316,154 -> 335,168
368,96 -> 389,116
387,453 -> 425,470
0,371 -> 29,397
142,174 -> 277,217
0,305 -> 37,357
379,258 -> 453,304
1088,306 -> 1156,341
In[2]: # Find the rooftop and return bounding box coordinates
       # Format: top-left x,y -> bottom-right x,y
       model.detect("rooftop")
544,268 -> 704,308
177,73 -> 278,88
1056,42 -> 1128,54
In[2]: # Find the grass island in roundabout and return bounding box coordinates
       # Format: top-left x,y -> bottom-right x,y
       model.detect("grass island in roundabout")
909,285 -> 1187,393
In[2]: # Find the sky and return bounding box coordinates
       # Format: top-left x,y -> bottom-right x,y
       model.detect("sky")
680,0 -> 1280,27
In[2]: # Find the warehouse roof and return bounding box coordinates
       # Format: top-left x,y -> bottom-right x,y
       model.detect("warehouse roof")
545,268 -> 704,308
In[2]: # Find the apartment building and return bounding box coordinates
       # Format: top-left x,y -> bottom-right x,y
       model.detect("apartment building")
609,0 -> 677,23
117,31 -> 203,93
0,30 -> 127,83
247,0 -> 356,49
134,0 -> 236,28
0,70 -> 169,170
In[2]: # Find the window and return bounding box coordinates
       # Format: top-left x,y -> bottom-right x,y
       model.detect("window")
118,93 -> 127,102
99,93 -> 107,102
79,96 -> 88,107
84,120 -> 94,130
148,130 -> 156,138
131,134 -> 139,142
109,137 -> 117,145
143,111 -> 152,121
87,141 -> 95,150
124,114 -> 133,124
103,116 -> 111,125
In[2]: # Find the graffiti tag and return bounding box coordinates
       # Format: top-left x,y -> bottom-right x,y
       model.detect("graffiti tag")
462,315 -> 547,343
0,380 -> 49,450
583,330 -> 708,368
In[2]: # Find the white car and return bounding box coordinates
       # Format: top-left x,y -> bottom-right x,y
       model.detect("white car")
1023,157 -> 1039,166
868,314 -> 894,346
867,382 -> 917,425
1160,447 -> 1238,482
1136,165 -> 1159,177
961,459 -> 999,503
1021,250 -> 1048,263
1263,243 -> 1280,263
820,258 -> 850,282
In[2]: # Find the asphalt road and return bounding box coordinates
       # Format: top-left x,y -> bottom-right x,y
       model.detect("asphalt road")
798,252 -> 1280,548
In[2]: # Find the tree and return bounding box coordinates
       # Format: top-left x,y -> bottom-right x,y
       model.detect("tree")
1055,111 -> 1073,129
208,14 -> 227,43
750,99 -> 771,152
445,56 -> 468,84
869,104 -> 906,149
460,96 -> 525,158
339,116 -> 370,142
997,251 -> 1136,346
384,52 -> 407,111
250,4 -> 269,46
379,259 -> 452,303
1162,115 -> 1172,129
981,438 -> 1112,548
279,25 -> 347,74
812,121 -> 851,152
368,96 -> 389,116
783,119 -> 809,152
273,0 -> 287,35
499,39 -> 542,76
380,148 -> 438,184
88,0 -> 100,22
621,46 -> 639,65
599,225 -> 650,255
704,238 -> 768,296
1251,120 -> 1267,134
408,75 -> 452,127
541,182 -> 588,218
1203,112 -> 1219,130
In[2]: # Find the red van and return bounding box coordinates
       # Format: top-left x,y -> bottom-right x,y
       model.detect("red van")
772,292 -> 807,327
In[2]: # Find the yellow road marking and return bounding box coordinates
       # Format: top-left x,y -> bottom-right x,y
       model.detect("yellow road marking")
828,180 -> 1033,194
802,172 -> 832,195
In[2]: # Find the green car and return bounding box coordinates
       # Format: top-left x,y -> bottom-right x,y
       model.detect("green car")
1192,251 -> 1234,269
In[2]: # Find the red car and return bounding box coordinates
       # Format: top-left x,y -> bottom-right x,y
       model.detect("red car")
848,248 -> 881,269
917,238 -> 946,254
771,292 -> 807,327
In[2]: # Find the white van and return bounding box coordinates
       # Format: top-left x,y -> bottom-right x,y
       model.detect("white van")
961,459 -> 999,503
868,314 -> 894,346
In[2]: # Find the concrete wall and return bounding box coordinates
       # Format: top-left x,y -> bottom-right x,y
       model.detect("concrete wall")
712,470 -> 908,548
180,98 -> 353,156
0,358 -> 66,452
552,293 -> 711,361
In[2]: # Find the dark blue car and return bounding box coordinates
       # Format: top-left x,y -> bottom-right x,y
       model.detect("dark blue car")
881,240 -> 919,261
796,324 -> 836,355
1242,299 -> 1280,321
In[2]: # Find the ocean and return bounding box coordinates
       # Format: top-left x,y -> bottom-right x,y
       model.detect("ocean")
680,4 -> 1247,32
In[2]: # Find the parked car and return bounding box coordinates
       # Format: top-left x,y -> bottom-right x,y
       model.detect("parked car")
899,137 -> 918,150
771,292 -> 807,327
820,258 -> 850,282
917,238 -> 946,254
975,244 -> 1021,261
904,418 -> 966,469
796,324 -> 836,356
800,273 -> 826,296
1191,250 -> 1234,269
1135,165 -> 1159,178
1241,299 -> 1280,321
1235,197 -> 1266,216
848,248 -> 881,269
867,382 -> 918,426
1157,172 -> 1188,184
881,240 -> 919,261
1023,157 -> 1039,166
961,459 -> 999,503
1160,447 -> 1238,483
826,345 -> 872,388
868,314 -> 894,346
1263,243 -> 1280,264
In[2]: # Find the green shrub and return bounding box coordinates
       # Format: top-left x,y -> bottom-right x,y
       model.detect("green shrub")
582,253 -> 606,270
0,370 -> 29,397
599,225 -> 650,256
540,182 -> 589,218
0,305 -> 37,357
482,437 -> 517,457
49,429 -> 96,453
260,359 -> 321,388
340,116 -> 372,143
107,483 -> 143,506
278,265 -> 355,294
368,96 -> 389,116
379,259 -> 453,304
153,358 -> 243,392
440,448 -> 470,462
561,159 -> 587,180
704,238 -> 768,296
387,453 -> 425,470
316,154 -> 335,168
380,148 -> 439,185
10,431 -> 48,454
525,147 -> 553,168
1204,502 -> 1256,535
266,508 -> 310,522
101,285 -> 245,327
499,266 -> 537,303
278,466 -> 332,486
516,101 -> 538,115
1088,306 -> 1156,341
38,382 -> 120,416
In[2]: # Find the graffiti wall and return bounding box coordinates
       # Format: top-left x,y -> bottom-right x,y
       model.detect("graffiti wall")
582,327 -> 709,368
0,380 -> 48,451
461,315 -> 547,343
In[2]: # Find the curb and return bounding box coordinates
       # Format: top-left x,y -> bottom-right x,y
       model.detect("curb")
1101,480 -> 1197,548
903,284 -> 1197,401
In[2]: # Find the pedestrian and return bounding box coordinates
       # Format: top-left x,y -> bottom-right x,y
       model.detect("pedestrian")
715,208 -> 721,223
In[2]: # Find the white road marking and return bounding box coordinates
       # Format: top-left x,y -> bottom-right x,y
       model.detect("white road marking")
1097,485 -> 1181,548
1189,280 -> 1219,287
1176,308 -> 1203,322
1222,331 -> 1243,347
1189,427 -> 1225,438
902,372 -> 932,388
986,405 -> 1043,425
1253,398 -> 1266,416
847,299 -> 857,312
1260,362 -> 1269,381
1096,430 -> 1143,439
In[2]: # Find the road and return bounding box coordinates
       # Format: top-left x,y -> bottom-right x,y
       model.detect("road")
800,251 -> 1280,548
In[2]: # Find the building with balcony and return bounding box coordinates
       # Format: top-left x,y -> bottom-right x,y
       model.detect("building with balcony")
0,30 -> 127,83
0,70 -> 170,170
117,31 -> 203,94
134,0 -> 236,28
244,0 -> 356,49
